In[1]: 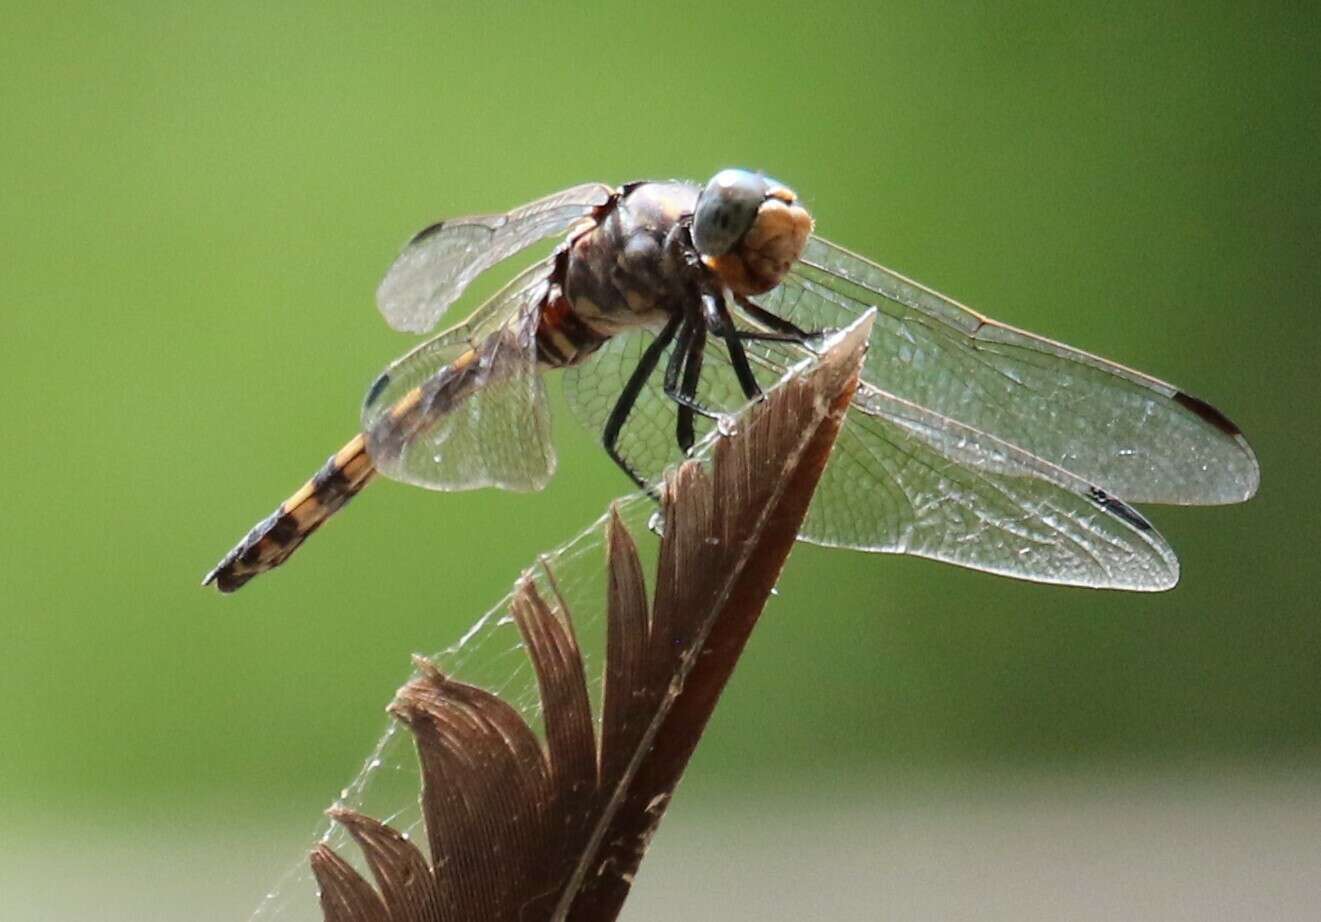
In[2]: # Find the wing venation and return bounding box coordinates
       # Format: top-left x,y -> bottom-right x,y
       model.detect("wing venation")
365,263 -> 556,492
377,182 -> 612,334
751,236 -> 1259,505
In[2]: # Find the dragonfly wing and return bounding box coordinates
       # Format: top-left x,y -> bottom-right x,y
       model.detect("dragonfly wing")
566,318 -> 1179,589
806,380 -> 1180,590
363,263 -> 555,492
377,182 -> 613,334
748,236 -> 1259,505
737,335 -> 1182,589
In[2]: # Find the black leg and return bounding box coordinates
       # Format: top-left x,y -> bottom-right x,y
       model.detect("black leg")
703,292 -> 762,400
603,314 -> 682,490
663,317 -> 718,420
675,325 -> 707,453
732,329 -> 808,344
663,318 -> 695,402
734,293 -> 814,341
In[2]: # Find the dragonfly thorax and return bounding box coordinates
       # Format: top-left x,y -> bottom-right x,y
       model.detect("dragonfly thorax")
557,174 -> 813,349
562,181 -> 703,337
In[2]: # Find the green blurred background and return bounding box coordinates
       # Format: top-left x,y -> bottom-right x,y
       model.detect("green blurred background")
3,2 -> 1317,919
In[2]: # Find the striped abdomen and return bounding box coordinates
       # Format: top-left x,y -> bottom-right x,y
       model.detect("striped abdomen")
203,434 -> 377,592
204,303 -> 588,592
533,289 -> 614,368
206,282 -> 620,592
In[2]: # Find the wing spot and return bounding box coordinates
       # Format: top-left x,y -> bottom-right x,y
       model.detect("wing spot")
1173,391 -> 1243,438
1087,487 -> 1152,532
366,373 -> 390,408
408,220 -> 446,245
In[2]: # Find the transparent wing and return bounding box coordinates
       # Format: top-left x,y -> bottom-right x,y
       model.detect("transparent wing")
563,320 -> 1179,590
363,263 -> 555,492
561,328 -> 754,490
376,183 -> 613,334
806,380 -> 1179,590
746,236 -> 1260,505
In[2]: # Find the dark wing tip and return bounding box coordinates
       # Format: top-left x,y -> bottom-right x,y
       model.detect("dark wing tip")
408,219 -> 446,245
1173,390 -> 1244,439
364,372 -> 390,409
1173,390 -> 1261,501
1087,486 -> 1153,532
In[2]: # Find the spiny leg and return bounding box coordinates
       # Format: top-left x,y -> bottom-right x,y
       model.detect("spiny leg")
732,329 -> 810,344
663,317 -> 718,420
663,317 -> 695,405
674,322 -> 708,454
734,292 -> 815,342
603,313 -> 682,491
703,292 -> 761,400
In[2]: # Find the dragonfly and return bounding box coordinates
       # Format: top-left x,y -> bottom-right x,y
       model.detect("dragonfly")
204,169 -> 1259,593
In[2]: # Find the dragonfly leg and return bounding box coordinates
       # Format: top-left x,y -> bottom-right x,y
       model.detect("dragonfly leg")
603,313 -> 682,491
703,292 -> 762,400
673,322 -> 708,453
662,317 -> 695,400
732,329 -> 809,344
733,293 -> 816,341
662,316 -> 719,422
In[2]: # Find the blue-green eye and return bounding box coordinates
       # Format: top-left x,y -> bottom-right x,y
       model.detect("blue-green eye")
692,169 -> 766,257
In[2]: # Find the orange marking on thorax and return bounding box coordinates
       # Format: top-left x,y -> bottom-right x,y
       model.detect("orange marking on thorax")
539,292 -> 572,331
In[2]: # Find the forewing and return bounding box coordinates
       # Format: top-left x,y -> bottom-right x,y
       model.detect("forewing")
806,380 -> 1179,590
363,263 -> 555,492
565,320 -> 1179,590
748,236 -> 1259,505
377,182 -> 613,334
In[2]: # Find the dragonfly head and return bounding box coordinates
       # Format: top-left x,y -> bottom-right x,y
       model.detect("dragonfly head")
692,169 -> 813,296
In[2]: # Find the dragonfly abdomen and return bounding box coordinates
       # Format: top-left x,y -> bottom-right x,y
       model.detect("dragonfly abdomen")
533,289 -> 613,368
203,434 -> 376,592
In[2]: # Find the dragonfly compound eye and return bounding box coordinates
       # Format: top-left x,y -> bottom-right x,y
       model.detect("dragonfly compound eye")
692,169 -> 767,258
696,170 -> 813,296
